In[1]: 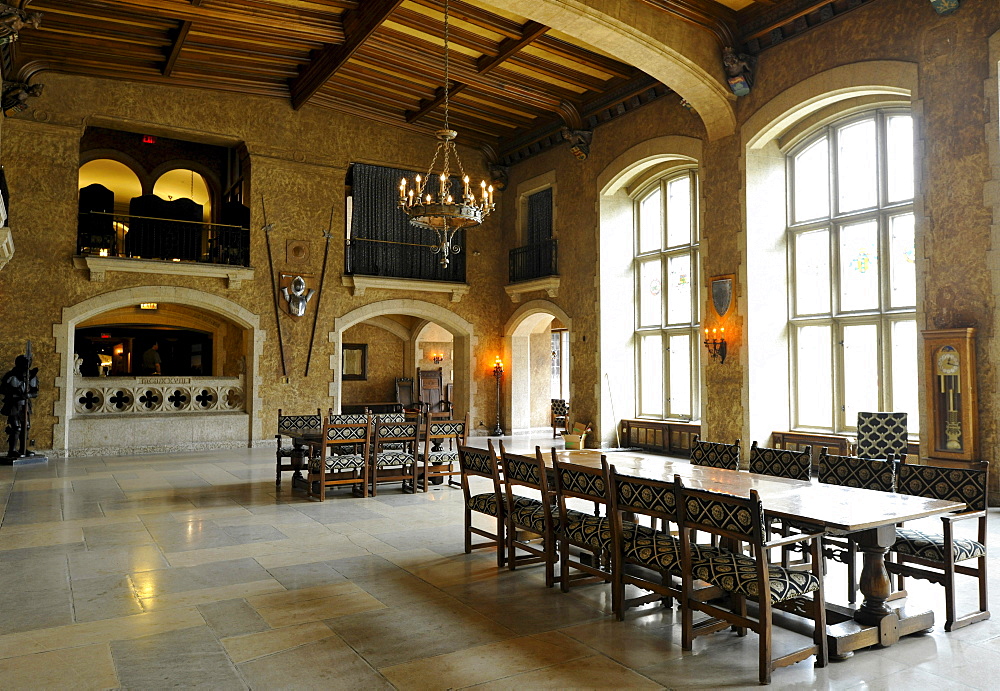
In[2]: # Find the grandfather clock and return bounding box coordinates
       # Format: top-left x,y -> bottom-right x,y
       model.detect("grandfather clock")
922,328 -> 978,462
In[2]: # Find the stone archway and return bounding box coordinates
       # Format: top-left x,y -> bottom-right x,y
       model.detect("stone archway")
476,0 -> 735,140
503,300 -> 572,434
330,299 -> 476,420
52,286 -> 264,455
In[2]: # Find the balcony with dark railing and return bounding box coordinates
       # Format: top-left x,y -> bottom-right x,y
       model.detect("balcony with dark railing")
509,238 -> 558,283
76,212 -> 250,266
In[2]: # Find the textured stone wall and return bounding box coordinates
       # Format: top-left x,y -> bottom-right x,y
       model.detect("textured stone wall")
341,323 -> 404,405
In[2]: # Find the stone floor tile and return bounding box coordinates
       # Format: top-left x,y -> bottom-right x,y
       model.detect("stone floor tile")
266,561 -> 349,590
236,634 -> 393,689
221,621 -> 336,664
69,544 -> 168,580
466,652 -> 662,689
197,598 -> 270,638
71,574 -> 144,622
110,625 -> 246,690
0,643 -> 118,690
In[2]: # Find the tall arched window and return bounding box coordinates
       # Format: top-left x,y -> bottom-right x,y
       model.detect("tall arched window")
788,110 -> 917,433
634,168 -> 700,419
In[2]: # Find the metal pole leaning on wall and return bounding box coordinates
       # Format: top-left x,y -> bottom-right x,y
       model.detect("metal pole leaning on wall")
305,207 -> 334,377
261,196 -> 287,378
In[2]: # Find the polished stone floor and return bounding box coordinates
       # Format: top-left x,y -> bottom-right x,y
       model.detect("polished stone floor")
0,437 -> 996,689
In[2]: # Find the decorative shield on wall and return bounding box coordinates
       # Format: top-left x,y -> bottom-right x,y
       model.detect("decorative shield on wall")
711,275 -> 734,317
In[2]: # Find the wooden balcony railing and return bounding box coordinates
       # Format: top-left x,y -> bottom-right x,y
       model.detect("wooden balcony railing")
509,238 -> 557,283
76,212 -> 250,267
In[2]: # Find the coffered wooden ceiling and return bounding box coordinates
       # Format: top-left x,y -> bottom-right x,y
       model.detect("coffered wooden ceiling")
8,0 -> 870,163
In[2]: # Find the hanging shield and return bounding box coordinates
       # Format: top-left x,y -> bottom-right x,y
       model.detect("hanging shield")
711,276 -> 733,317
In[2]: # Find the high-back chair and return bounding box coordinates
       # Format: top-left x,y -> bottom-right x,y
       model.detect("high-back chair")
748,441 -> 811,481
817,450 -> 897,604
499,443 -> 557,587
551,454 -> 615,594
676,477 -> 828,685
607,469 -> 688,620
457,441 -> 506,567
306,416 -> 370,500
370,418 -> 419,496
888,458 -> 989,631
856,411 -> 908,460
690,436 -> 741,470
551,398 -> 569,438
418,413 -> 469,490
275,408 -> 322,489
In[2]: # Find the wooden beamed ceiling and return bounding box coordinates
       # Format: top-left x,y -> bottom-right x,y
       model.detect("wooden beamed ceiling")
13,0 -> 838,163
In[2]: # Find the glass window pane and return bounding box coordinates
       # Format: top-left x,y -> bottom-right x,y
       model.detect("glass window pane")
794,229 -> 831,315
666,175 -> 692,247
837,119 -> 877,213
890,320 -> 919,433
839,220 -> 879,311
666,254 -> 692,324
842,324 -> 880,427
639,334 -> 663,416
889,213 -> 916,308
638,258 -> 662,327
668,334 -> 691,417
886,115 -> 914,203
793,137 -> 830,223
796,325 -> 832,428
638,188 -> 661,253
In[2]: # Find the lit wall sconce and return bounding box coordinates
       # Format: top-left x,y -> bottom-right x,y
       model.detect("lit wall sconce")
703,327 -> 727,364
432,352 -> 444,365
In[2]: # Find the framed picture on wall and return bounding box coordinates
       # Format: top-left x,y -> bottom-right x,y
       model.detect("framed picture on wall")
342,343 -> 367,381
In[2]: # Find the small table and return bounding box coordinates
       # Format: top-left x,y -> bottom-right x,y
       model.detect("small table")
553,449 -> 964,656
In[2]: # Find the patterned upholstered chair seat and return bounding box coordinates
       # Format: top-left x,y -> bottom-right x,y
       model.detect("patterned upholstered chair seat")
894,528 -> 986,562
559,515 -> 657,552
311,453 -> 366,473
509,502 -> 586,533
624,531 -> 728,573
418,450 -> 460,464
691,553 -> 821,603
375,450 -> 415,468
467,493 -> 538,517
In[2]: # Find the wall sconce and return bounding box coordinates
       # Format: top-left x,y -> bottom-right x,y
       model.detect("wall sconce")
432,352 -> 444,365
703,327 -> 727,364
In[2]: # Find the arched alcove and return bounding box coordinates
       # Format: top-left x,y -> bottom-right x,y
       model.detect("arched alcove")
152,167 -> 213,221
52,286 -> 264,455
78,158 -> 142,212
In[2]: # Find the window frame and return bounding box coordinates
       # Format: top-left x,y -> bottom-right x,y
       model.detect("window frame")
632,167 -> 701,421
786,108 -> 917,434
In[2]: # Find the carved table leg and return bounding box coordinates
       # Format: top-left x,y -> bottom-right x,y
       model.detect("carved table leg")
853,524 -> 897,626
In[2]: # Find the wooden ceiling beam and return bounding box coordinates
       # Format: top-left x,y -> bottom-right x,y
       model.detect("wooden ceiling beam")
163,0 -> 202,77
289,0 -> 402,110
530,36 -> 633,80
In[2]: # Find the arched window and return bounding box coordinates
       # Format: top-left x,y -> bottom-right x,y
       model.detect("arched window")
153,168 -> 212,221
787,110 -> 917,433
78,158 -> 142,212
634,168 -> 700,419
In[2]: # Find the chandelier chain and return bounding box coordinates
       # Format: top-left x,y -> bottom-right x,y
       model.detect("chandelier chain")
443,0 -> 450,133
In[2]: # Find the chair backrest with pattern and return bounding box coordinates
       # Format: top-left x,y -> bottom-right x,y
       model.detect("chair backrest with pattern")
552,455 -> 609,507
457,442 -> 501,498
856,411 -> 908,459
817,449 -> 896,493
277,408 -> 323,435
551,399 -> 569,418
690,436 -> 741,470
609,467 -> 677,524
373,420 -> 419,453
499,443 -> 548,492
318,418 -> 370,465
677,476 -> 767,549
327,413 -> 369,426
896,458 -> 988,512
425,413 -> 469,451
748,441 -> 811,481
374,412 -> 407,424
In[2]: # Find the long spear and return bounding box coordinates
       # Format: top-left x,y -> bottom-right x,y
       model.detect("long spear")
305,206 -> 334,377
261,196 -> 287,377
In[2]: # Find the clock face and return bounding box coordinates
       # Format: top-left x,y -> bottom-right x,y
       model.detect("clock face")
937,348 -> 960,375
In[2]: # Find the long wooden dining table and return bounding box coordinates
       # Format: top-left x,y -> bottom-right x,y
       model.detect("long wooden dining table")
552,449 -> 965,657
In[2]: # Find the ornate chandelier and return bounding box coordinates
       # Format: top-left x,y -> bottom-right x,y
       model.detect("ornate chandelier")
398,0 -> 493,268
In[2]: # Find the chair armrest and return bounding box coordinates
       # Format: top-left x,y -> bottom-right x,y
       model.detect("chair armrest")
765,531 -> 825,549
941,510 -> 987,524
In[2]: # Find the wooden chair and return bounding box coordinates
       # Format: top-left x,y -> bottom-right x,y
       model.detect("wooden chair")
676,477 -> 828,685
275,408 -> 322,489
818,450 -> 896,604
370,418 -> 419,496
457,441 -> 507,568
550,454 -> 615,594
499,443 -> 557,587
551,398 -> 569,438
690,436 -> 741,470
306,416 -> 370,501
418,413 -> 469,490
748,441 -> 811,481
887,458 -> 989,631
